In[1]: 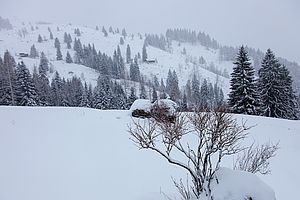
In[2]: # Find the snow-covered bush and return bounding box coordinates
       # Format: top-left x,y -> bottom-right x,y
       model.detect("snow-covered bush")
129,110 -> 250,199
129,109 -> 277,200
130,99 -> 178,120
130,99 -> 152,118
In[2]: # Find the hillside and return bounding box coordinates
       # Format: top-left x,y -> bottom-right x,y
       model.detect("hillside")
0,21 -> 233,95
0,106 -> 299,200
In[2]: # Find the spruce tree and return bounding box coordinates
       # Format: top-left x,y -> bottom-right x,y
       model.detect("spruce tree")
152,87 -> 158,103
39,52 -> 49,75
66,51 -> 73,63
56,47 -> 63,61
228,46 -> 259,115
120,37 -> 124,45
49,31 -> 53,40
0,51 -> 17,105
38,34 -> 43,43
126,44 -> 131,64
127,87 -> 137,108
30,45 -> 39,58
142,42 -> 147,62
258,49 -> 298,119
139,83 -> 147,99
54,37 -> 60,49
15,62 -> 37,106
102,26 -> 108,37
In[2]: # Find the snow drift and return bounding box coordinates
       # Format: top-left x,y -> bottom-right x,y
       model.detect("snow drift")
0,106 -> 299,200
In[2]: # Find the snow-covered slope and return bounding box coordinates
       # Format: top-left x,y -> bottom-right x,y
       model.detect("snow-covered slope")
0,106 -> 299,200
0,21 -> 230,93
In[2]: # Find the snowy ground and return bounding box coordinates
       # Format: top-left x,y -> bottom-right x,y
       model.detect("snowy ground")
0,106 -> 299,200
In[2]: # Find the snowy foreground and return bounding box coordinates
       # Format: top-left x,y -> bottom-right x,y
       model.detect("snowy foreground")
0,107 -> 299,200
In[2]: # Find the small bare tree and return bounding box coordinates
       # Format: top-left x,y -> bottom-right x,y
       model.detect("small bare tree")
234,142 -> 279,175
129,109 -> 249,199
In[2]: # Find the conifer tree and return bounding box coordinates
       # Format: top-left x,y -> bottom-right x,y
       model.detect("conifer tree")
30,45 -> 39,58
102,26 -> 108,37
56,47 -> 63,60
191,74 -> 201,107
15,62 -> 37,106
38,34 -> 43,43
51,71 -> 63,106
0,51 -> 17,105
120,37 -> 124,45
258,49 -> 298,119
39,52 -> 49,75
228,46 -> 259,115
49,31 -> 53,40
127,87 -> 137,108
142,42 -> 147,62
140,83 -> 147,99
152,87 -> 158,103
54,37 -> 60,49
200,79 -> 209,109
122,28 -> 127,38
66,51 -> 73,63
126,44 -> 131,64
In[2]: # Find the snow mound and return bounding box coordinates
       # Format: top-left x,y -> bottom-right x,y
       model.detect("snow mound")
129,99 -> 152,112
207,167 -> 276,200
153,99 -> 178,113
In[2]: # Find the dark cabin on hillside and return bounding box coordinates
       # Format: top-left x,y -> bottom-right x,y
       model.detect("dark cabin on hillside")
145,59 -> 157,64
19,53 -> 29,57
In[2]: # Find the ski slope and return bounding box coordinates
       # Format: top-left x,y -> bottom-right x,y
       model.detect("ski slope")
0,106 -> 299,200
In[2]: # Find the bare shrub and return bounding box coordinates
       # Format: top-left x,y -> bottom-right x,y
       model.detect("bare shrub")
129,110 -> 249,199
234,142 -> 279,175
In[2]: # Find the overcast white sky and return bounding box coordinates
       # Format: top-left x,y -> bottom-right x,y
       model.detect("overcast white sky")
1,0 -> 300,63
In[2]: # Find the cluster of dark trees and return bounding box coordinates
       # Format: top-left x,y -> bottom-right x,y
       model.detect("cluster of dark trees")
228,46 -> 298,119
166,29 -> 219,49
0,16 -> 12,30
144,34 -> 168,51
0,51 -> 139,109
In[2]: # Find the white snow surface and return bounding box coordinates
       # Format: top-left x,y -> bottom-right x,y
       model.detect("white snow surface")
206,167 -> 275,200
129,99 -> 152,112
0,107 -> 299,200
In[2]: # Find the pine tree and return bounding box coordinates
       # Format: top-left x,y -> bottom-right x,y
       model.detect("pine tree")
102,26 -> 108,37
15,62 -> 37,106
56,47 -> 63,60
122,28 -> 127,38
126,44 -> 131,64
93,75 -> 113,109
140,83 -> 147,99
49,31 -> 53,40
228,46 -> 259,115
38,34 -> 43,43
127,87 -> 137,108
191,74 -> 201,107
258,49 -> 298,119
0,51 -> 17,105
54,37 -> 60,49
152,87 -> 158,103
30,45 -> 39,58
200,79 -> 209,109
142,42 -> 147,62
120,37 -> 124,45
66,51 -> 73,63
39,52 -> 49,75
51,71 -> 63,106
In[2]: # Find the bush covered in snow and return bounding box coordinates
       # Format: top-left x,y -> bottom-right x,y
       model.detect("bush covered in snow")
130,99 -> 178,121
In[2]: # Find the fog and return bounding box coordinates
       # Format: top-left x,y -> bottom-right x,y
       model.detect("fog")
1,0 -> 300,63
